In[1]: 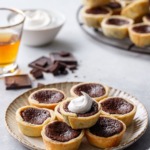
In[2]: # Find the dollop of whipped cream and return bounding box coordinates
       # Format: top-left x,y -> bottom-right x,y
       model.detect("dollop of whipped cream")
68,92 -> 93,114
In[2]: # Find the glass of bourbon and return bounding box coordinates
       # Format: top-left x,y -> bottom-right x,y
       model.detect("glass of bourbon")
0,8 -> 25,77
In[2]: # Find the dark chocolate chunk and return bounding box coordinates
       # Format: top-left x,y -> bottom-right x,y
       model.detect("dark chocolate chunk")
30,68 -> 44,79
59,51 -> 71,57
5,74 -> 32,90
67,64 -> 77,70
37,83 -> 45,87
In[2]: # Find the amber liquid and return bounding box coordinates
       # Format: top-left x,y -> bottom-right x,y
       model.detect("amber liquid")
0,33 -> 20,67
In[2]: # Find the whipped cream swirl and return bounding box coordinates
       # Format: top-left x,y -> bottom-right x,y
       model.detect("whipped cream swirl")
68,92 -> 93,114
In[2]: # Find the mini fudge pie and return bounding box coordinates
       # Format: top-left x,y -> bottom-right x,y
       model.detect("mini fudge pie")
16,106 -> 55,137
41,121 -> 84,150
121,0 -> 149,22
60,92 -> 101,129
85,115 -> 126,148
82,0 -> 111,8
28,88 -> 66,110
70,82 -> 109,102
100,97 -> 136,126
129,23 -> 150,47
81,6 -> 112,28
101,15 -> 134,39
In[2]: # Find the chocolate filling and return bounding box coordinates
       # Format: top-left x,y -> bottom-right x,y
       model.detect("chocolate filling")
106,18 -> 129,26
107,2 -> 121,9
101,98 -> 134,114
45,121 -> 81,142
89,117 -> 123,137
74,83 -> 106,97
32,90 -> 64,104
133,25 -> 150,33
64,101 -> 98,117
145,14 -> 150,20
21,108 -> 50,125
86,7 -> 109,15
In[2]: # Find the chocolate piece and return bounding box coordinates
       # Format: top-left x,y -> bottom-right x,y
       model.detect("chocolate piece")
37,83 -> 45,87
59,51 -> 71,57
29,56 -> 52,72
101,98 -> 134,114
5,75 -> 32,90
106,18 -> 129,26
45,121 -> 81,142
133,25 -> 150,33
21,108 -> 50,125
32,90 -> 64,104
107,2 -> 121,9
67,64 -> 77,70
86,7 -> 109,15
64,101 -> 99,117
90,117 -> 123,137
30,68 -> 44,79
74,83 -> 106,97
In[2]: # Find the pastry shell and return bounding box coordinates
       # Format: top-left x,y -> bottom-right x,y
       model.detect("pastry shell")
41,121 -> 84,150
82,0 -> 111,7
143,15 -> 150,25
81,6 -> 112,28
85,115 -> 126,148
28,88 -> 66,110
54,103 -> 64,122
16,106 -> 55,137
101,15 -> 134,39
70,82 -> 109,102
59,99 -> 101,129
100,97 -> 137,126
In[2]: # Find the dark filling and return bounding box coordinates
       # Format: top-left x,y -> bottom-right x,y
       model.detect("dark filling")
45,121 -> 81,142
107,2 -> 121,9
145,14 -> 150,20
106,18 -> 129,26
89,117 -> 123,137
101,98 -> 134,114
32,90 -> 64,104
86,7 -> 109,15
21,108 -> 50,125
133,25 -> 150,33
64,101 -> 98,117
74,83 -> 106,97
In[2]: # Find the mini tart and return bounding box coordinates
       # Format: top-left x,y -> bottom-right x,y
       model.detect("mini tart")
101,15 -> 134,39
16,106 -> 55,137
85,115 -> 126,148
59,98 -> 101,129
28,88 -> 66,110
81,6 -> 112,28
129,23 -> 150,47
82,0 -> 111,8
121,0 -> 149,22
41,121 -> 84,150
100,97 -> 136,126
143,14 -> 150,24
54,103 -> 64,121
70,82 -> 109,102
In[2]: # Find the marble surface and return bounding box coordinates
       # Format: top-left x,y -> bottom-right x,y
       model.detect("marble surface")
0,0 -> 150,149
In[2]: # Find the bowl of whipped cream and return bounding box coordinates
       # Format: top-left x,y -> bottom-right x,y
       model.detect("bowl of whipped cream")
9,9 -> 66,46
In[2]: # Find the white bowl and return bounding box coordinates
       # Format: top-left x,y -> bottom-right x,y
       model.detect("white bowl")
22,9 -> 66,46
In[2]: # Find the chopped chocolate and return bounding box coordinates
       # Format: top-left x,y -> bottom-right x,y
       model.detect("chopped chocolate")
37,83 -> 45,87
5,74 -> 32,90
30,68 -> 44,79
59,51 -> 71,57
67,64 -> 77,70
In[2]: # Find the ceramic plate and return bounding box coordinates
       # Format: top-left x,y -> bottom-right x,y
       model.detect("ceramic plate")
5,82 -> 148,150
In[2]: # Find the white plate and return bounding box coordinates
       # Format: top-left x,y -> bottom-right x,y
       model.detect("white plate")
5,82 -> 148,150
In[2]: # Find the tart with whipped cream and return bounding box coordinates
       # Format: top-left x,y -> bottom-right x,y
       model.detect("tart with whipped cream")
85,115 -> 126,148
70,82 -> 109,102
60,92 -> 101,129
28,88 -> 66,110
81,6 -> 112,28
82,0 -> 111,8
121,0 -> 149,22
100,97 -> 136,126
16,106 -> 55,137
129,23 -> 150,47
101,15 -> 134,39
42,121 -> 84,150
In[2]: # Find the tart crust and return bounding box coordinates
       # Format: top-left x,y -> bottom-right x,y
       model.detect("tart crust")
100,97 -> 137,126
41,121 -> 84,150
54,103 -> 64,122
82,0 -> 111,7
28,88 -> 66,110
81,6 -> 112,28
85,115 -> 126,148
101,15 -> 134,39
143,15 -> 150,24
70,82 -> 109,102
59,99 -> 101,129
16,106 -> 55,137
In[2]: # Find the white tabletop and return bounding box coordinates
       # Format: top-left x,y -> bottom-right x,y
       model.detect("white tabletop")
0,0 -> 150,149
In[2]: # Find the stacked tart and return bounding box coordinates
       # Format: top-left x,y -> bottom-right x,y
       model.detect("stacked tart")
16,82 -> 137,149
